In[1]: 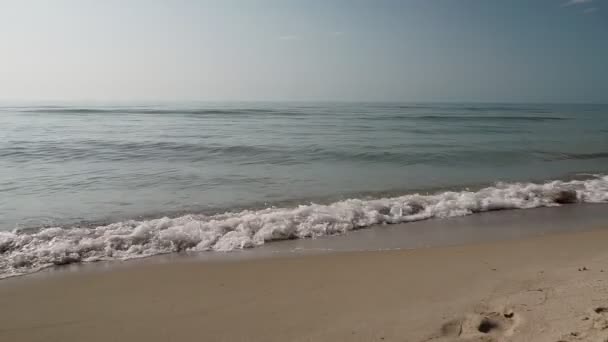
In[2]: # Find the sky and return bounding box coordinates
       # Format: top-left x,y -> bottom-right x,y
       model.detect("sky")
0,0 -> 607,103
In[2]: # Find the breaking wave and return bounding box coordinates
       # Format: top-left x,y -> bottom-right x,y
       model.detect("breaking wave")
1,175 -> 607,279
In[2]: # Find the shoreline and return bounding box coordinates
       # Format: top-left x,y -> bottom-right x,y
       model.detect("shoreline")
1,175 -> 606,279
2,226 -> 608,341
4,203 -> 608,281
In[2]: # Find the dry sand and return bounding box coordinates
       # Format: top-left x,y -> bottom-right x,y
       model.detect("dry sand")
1,228 -> 608,342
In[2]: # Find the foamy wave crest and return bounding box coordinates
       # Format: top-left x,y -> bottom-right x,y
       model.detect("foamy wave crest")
1,176 -> 607,278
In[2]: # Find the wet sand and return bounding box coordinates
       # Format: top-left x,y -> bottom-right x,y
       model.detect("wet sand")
2,226 -> 608,341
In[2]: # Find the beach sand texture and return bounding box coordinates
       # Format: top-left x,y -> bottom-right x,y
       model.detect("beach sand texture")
1,228 -> 608,342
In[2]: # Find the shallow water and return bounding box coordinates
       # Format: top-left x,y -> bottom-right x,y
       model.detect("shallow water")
2,102 -> 607,229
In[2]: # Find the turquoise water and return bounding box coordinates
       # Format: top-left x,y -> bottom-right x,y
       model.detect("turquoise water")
1,102 -> 607,230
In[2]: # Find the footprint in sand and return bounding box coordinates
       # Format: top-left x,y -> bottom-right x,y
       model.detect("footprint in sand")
432,308 -> 520,341
592,306 -> 608,331
557,306 -> 608,341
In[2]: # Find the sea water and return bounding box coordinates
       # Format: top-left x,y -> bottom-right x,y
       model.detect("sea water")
1,102 -> 607,277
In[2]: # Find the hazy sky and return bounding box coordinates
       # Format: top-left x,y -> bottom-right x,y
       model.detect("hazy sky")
1,0 -> 607,103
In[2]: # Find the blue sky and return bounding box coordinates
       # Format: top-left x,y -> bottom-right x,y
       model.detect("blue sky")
0,0 -> 606,103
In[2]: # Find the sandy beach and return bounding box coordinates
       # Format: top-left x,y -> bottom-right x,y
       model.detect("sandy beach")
1,226 -> 608,342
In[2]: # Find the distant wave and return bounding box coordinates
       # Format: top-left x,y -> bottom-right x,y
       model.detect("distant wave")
352,114 -> 568,122
1,175 -> 607,279
413,115 -> 568,122
0,141 -> 283,163
365,104 -> 553,113
13,107 -> 280,115
460,106 -> 551,113
4,139 -> 608,165
542,152 -> 608,161
7,106 -> 566,121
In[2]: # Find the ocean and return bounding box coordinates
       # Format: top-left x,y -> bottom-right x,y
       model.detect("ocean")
1,102 -> 607,277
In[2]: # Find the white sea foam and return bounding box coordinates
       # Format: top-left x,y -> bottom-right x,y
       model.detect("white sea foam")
1,175 -> 607,278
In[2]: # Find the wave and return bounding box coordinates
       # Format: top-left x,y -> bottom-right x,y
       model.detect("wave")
413,115 -> 568,122
5,139 -> 608,166
460,106 -> 552,113
352,114 -> 568,122
13,107 -> 279,115
6,106 -> 568,121
542,152 -> 608,161
0,140 -> 283,163
1,175 -> 607,279
364,104 -> 554,113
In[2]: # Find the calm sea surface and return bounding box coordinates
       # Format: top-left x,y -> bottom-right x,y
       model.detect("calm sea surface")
2,102 -> 607,231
